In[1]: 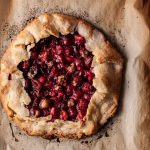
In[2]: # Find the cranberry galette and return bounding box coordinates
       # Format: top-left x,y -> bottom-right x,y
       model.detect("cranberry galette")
0,13 -> 123,138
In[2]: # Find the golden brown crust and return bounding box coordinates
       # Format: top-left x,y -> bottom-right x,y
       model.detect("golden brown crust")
0,13 -> 123,139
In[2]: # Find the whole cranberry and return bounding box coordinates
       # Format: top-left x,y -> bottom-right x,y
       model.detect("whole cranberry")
68,107 -> 77,118
61,36 -> 70,45
39,51 -> 49,62
72,90 -> 82,100
72,76 -> 81,86
66,56 -> 74,63
60,110 -> 68,120
84,56 -> 93,68
83,94 -> 91,100
55,45 -> 63,55
50,107 -> 59,118
57,63 -> 65,70
44,81 -> 53,88
50,38 -> 57,48
31,79 -> 42,90
75,59 -> 82,67
25,79 -> 31,90
57,90 -> 64,100
50,66 -> 58,77
50,89 -> 57,97
79,47 -> 89,57
38,76 -> 46,84
66,85 -> 74,95
60,102 -> 68,110
77,111 -> 86,121
56,54 -> 64,63
77,99 -> 88,111
82,82 -> 92,92
30,90 -> 40,98
74,34 -> 85,45
65,47 -> 72,56
18,60 -> 30,72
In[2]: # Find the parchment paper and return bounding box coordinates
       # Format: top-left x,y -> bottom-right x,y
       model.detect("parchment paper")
0,0 -> 150,150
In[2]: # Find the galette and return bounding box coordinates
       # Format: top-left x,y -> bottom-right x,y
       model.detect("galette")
0,13 -> 123,138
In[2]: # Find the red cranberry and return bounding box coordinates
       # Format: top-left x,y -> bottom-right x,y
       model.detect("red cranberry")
74,59 -> 84,71
60,102 -> 68,110
74,34 -> 85,45
68,107 -> 77,118
77,111 -> 86,121
61,36 -> 70,45
65,47 -> 72,56
83,94 -> 91,100
50,66 -> 58,77
19,60 -> 30,72
50,107 -> 59,118
39,51 -> 49,62
88,71 -> 94,81
50,38 -> 57,48
66,85 -> 74,95
44,81 -> 53,88
50,89 -> 57,97
72,90 -> 82,100
43,90 -> 50,97
38,76 -> 46,83
66,56 -> 74,63
82,82 -> 92,92
31,79 -> 42,90
57,90 -> 64,100
77,99 -> 88,111
55,45 -> 63,55
79,47 -> 89,57
30,90 -> 40,98
84,56 -> 93,68
60,110 -> 68,120
57,63 -> 65,70
56,54 -> 64,63
18,33 -> 95,120
72,76 -> 81,86
25,79 -> 31,90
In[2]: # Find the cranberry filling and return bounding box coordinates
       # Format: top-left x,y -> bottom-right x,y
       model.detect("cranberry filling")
18,33 -> 96,121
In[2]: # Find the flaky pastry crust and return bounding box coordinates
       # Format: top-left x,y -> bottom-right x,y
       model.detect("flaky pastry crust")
0,13 -> 123,138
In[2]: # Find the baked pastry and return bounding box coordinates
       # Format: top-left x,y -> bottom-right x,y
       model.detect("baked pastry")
0,13 -> 123,138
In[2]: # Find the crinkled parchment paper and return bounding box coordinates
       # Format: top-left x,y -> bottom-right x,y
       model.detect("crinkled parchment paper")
0,0 -> 150,150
